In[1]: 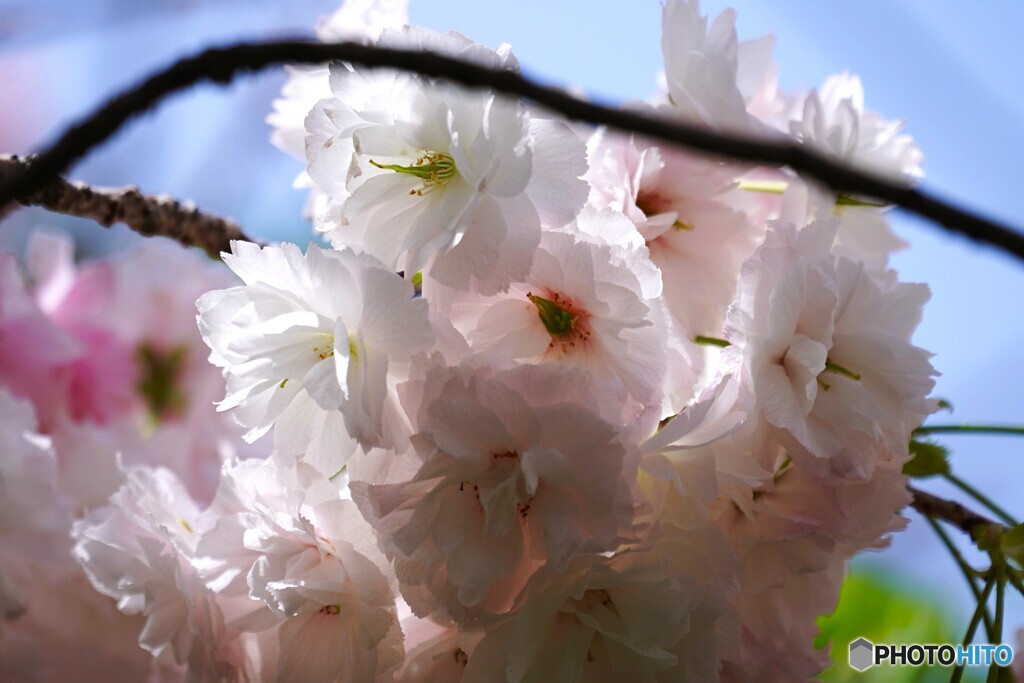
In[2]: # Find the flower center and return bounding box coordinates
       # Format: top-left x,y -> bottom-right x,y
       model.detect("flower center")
371,151 -> 457,196
635,191 -> 667,217
636,191 -> 692,230
527,291 -> 592,352
312,334 -> 335,362
816,359 -> 862,391
137,343 -> 188,421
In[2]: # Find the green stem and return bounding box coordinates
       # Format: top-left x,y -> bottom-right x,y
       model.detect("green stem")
736,179 -> 886,207
737,179 -> 787,195
915,424 -> 1024,438
943,472 -> 1019,527
983,565 -> 1007,679
693,335 -> 730,348
924,515 -> 995,641
950,573 -> 997,683
690,336 -> 862,384
823,360 -> 861,381
835,193 -> 887,208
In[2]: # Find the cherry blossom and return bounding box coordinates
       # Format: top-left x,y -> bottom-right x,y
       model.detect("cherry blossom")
586,130 -> 762,339
352,360 -> 638,625
464,526 -> 738,683
194,458 -> 404,682
307,27 -> 588,294
723,219 -> 936,480
792,72 -> 923,181
0,390 -> 68,621
434,211 -> 668,424
71,465 -> 240,679
660,0 -> 755,132
1,232 -> 260,506
197,241 -> 433,466
0,0 -> 951,679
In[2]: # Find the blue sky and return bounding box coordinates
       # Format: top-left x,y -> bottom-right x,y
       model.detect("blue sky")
2,0 -> 1022,638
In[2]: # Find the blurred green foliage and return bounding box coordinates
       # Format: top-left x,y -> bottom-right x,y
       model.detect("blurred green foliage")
816,568 -> 986,683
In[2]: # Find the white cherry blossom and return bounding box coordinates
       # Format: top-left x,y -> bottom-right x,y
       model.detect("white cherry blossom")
307,27 -> 588,294
268,0 -> 410,163
71,466 -> 239,679
195,458 -> 404,682
197,241 -> 434,466
792,72 -> 923,180
660,0 -> 755,132
723,219 -> 936,479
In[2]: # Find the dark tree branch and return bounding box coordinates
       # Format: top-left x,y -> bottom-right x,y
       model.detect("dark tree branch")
909,485 -> 1007,541
0,41 -> 1022,262
0,155 -> 256,258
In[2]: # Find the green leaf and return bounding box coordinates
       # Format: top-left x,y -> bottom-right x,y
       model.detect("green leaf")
902,440 -> 950,478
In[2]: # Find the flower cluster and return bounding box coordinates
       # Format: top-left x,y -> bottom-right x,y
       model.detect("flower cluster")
0,235 -> 266,680
0,0 -> 938,680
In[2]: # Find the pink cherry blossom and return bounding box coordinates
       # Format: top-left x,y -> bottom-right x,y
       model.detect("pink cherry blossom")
352,360 -> 638,625
434,213 -> 668,425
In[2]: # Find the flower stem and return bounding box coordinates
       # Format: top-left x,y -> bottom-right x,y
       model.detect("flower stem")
693,335 -> 730,348
950,573 -> 997,683
986,561 -> 1006,683
914,424 -> 1024,438
942,472 -> 1019,527
923,515 -> 995,641
823,360 -> 861,381
736,179 -> 787,195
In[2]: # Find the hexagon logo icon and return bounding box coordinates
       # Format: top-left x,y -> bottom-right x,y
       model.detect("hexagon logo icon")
849,637 -> 875,672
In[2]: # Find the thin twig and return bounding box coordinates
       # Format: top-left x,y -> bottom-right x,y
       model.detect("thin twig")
943,472 -> 1019,527
909,485 -> 1006,540
0,155 -> 255,258
0,41 -> 1022,262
